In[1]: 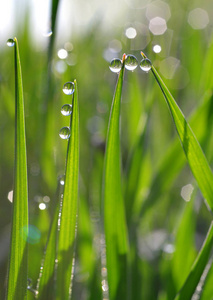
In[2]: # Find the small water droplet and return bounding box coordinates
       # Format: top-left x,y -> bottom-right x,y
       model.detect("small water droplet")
7,39 -> 15,47
61,104 -> 72,116
27,278 -> 33,289
109,58 -> 122,73
125,55 -> 138,71
140,58 -> 152,72
59,127 -> 70,139
59,175 -> 65,185
62,82 -> 75,95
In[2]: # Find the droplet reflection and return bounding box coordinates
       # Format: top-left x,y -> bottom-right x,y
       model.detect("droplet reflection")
109,58 -> 122,73
61,104 -> 72,116
125,55 -> 138,71
140,58 -> 152,72
59,127 -> 70,139
62,82 -> 75,95
7,38 -> 15,47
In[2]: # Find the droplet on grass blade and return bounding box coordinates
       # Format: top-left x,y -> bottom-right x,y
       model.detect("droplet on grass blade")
7,38 -> 15,47
140,58 -> 152,72
109,58 -> 122,73
63,82 -> 75,95
125,55 -> 138,71
61,104 -> 72,116
59,127 -> 70,139
59,175 -> 65,185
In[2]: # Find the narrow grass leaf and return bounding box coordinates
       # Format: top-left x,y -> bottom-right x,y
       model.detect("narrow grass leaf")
103,54 -> 129,300
145,53 -> 213,213
174,222 -> 213,300
139,91 -> 213,218
36,185 -> 61,300
56,80 -> 79,300
7,37 -> 28,300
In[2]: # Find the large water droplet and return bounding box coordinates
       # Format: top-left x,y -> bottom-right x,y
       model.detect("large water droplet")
61,104 -> 72,116
59,127 -> 70,139
125,55 -> 138,71
59,175 -> 65,185
109,58 -> 122,73
7,39 -> 15,47
140,58 -> 152,72
62,82 -> 75,95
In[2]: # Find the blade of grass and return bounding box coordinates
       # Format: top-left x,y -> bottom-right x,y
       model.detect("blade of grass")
139,91 -> 213,218
142,52 -> 213,213
174,221 -> 213,300
56,80 -> 79,300
103,54 -> 129,300
7,37 -> 28,300
36,184 -> 61,300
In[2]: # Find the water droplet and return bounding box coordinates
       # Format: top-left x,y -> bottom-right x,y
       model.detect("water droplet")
140,58 -> 152,72
61,104 -> 72,116
7,39 -> 15,47
125,55 -> 138,71
62,82 -> 75,95
109,58 -> 122,73
59,175 -> 65,185
27,278 -> 33,289
59,127 -> 70,139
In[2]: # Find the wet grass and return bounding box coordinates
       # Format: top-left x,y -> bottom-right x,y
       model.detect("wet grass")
2,1 -> 213,299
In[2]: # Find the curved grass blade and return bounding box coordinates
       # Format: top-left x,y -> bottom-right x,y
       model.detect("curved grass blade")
36,185 -> 61,300
142,52 -> 213,213
56,80 -> 79,300
103,54 -> 129,300
7,37 -> 28,300
174,222 -> 213,300
139,91 -> 213,218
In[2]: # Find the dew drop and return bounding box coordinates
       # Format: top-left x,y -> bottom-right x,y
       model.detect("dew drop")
59,127 -> 70,139
7,38 -> 15,47
109,58 -> 122,73
125,55 -> 138,71
27,278 -> 33,289
59,175 -> 65,185
61,104 -> 72,116
62,82 -> 75,95
140,58 -> 152,72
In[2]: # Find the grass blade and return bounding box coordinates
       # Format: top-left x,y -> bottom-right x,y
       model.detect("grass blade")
6,37 -> 28,300
143,52 -> 213,213
103,54 -> 129,300
56,80 -> 79,300
36,185 -> 61,300
174,222 -> 213,300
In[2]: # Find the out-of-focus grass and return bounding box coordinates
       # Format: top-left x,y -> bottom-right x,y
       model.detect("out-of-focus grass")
1,0 -> 213,299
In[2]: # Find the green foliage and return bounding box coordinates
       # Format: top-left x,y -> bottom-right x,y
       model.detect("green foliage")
6,38 -> 28,300
2,2 -> 213,300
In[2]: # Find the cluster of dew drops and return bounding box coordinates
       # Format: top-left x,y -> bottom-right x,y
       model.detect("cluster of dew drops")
109,54 -> 152,73
59,81 -> 75,140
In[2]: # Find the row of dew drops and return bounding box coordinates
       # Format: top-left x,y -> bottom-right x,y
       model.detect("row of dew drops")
59,82 -> 75,139
109,54 -> 152,73
7,38 -> 74,140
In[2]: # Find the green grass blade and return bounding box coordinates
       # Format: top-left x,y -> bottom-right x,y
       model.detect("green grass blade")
7,37 -> 28,300
36,186 -> 61,300
174,222 -> 213,300
146,53 -> 213,213
56,80 -> 79,300
139,91 -> 213,218
103,54 -> 129,300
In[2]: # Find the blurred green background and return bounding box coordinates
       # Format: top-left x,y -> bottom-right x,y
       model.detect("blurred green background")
1,0 -> 213,299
